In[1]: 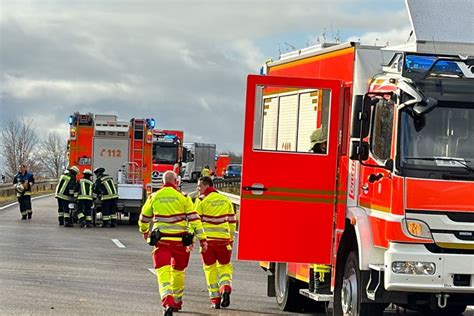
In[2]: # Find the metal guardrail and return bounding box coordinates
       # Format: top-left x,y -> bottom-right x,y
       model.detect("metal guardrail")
0,179 -> 58,198
214,177 -> 241,211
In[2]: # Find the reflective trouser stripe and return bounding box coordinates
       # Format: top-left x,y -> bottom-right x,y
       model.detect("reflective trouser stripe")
314,264 -> 331,281
103,215 -> 110,221
21,211 -> 27,215
218,262 -> 233,292
203,263 -> 220,299
85,216 -> 92,221
77,213 -> 84,219
172,268 -> 185,303
110,213 -> 117,220
157,265 -> 174,300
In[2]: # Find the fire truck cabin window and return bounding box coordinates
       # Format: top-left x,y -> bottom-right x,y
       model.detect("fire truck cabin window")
253,85 -> 331,154
371,99 -> 394,161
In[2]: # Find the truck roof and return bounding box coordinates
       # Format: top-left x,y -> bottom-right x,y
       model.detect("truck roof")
385,0 -> 474,56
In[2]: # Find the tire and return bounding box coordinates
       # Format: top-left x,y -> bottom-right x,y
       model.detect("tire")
129,212 -> 139,225
334,251 -> 387,316
274,263 -> 327,313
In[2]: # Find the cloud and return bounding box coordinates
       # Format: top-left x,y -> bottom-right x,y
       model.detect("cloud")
1,0 -> 409,153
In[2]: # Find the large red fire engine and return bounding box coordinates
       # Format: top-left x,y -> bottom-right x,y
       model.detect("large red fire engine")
150,129 -> 183,189
237,0 -> 474,315
67,112 -> 155,223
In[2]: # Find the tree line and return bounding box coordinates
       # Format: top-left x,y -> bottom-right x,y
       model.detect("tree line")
0,119 -> 67,181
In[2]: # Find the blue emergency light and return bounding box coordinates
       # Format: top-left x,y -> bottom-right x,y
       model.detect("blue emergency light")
68,115 -> 74,125
146,118 -> 156,129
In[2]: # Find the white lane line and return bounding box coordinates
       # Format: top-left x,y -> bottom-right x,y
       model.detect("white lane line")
148,268 -> 156,275
111,239 -> 126,248
0,193 -> 55,210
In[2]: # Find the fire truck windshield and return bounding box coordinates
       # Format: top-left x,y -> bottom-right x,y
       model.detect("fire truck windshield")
153,143 -> 178,165
399,102 -> 474,173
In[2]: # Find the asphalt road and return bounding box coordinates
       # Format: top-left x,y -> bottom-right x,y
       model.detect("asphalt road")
0,190 -> 472,315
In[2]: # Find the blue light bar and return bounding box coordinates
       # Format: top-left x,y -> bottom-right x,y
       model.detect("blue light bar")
68,115 -> 74,125
147,118 -> 156,129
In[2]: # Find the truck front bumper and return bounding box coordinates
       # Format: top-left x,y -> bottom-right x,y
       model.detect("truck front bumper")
384,243 -> 474,293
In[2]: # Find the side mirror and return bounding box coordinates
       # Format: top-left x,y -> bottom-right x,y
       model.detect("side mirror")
350,94 -> 374,139
384,159 -> 394,172
350,141 -> 369,161
413,97 -> 437,115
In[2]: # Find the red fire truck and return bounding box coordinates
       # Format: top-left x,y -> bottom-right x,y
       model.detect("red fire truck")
237,0 -> 474,315
150,129 -> 184,188
67,112 -> 155,223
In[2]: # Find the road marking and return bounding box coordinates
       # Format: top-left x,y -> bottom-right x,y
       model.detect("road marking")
111,239 -> 126,248
0,194 -> 54,210
148,268 -> 156,275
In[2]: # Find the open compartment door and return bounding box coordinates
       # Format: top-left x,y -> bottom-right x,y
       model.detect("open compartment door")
237,75 -> 343,264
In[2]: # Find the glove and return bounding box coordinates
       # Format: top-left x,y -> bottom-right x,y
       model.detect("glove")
200,240 -> 208,254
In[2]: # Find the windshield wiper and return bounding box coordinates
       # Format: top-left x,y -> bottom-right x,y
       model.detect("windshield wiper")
404,157 -> 474,172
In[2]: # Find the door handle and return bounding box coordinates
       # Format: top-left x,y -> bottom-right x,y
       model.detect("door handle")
242,183 -> 267,195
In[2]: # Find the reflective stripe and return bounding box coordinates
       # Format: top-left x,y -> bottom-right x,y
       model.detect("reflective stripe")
154,214 -> 187,223
195,229 -> 205,235
208,282 -> 219,289
139,215 -> 151,223
58,212 -> 64,216
209,290 -> 220,298
186,213 -> 200,221
201,215 -> 233,224
78,179 -> 93,200
220,274 -> 231,279
162,282 -> 171,288
161,289 -> 173,296
77,213 -> 84,219
85,216 -> 92,221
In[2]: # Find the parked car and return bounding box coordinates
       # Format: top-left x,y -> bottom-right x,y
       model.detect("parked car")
224,164 -> 241,178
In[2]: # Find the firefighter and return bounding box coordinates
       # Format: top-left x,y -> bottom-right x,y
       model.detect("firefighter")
139,170 -> 208,315
93,167 -> 118,228
13,164 -> 35,220
310,126 -> 328,154
55,166 -> 79,227
195,176 -> 236,309
200,165 -> 211,178
75,169 -> 94,228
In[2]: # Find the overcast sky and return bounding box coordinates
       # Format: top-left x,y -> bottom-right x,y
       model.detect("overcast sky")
0,0 -> 410,153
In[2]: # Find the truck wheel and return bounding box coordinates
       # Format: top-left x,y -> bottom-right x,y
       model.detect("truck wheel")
129,212 -> 139,225
334,251 -> 386,316
274,263 -> 326,312
191,172 -> 198,182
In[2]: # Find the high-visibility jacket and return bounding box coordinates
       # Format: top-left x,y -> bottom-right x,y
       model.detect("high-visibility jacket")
76,178 -> 94,200
200,168 -> 211,177
55,173 -> 76,200
196,192 -> 236,241
138,186 -> 207,242
94,174 -> 118,200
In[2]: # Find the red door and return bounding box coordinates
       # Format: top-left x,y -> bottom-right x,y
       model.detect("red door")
237,75 -> 343,264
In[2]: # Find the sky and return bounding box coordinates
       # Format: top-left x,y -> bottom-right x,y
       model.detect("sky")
0,0 -> 410,154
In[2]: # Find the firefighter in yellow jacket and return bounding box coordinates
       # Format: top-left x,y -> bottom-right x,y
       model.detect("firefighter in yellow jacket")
75,169 -> 94,228
196,176 -> 236,309
139,170 -> 208,315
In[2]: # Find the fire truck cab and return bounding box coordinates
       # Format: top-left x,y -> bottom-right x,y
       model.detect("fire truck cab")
237,0 -> 474,315
150,129 -> 183,189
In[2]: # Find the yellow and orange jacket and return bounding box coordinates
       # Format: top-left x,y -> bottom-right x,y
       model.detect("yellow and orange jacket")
138,184 -> 206,242
195,188 -> 236,242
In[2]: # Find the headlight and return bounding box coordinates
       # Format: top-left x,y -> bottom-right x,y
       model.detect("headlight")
404,219 -> 433,239
392,261 -> 436,275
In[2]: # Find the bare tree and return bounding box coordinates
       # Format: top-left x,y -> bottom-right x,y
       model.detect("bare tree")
0,118 -> 41,179
38,132 -> 67,179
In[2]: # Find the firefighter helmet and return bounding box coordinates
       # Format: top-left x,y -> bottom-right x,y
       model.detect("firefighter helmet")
15,183 -> 25,194
83,169 -> 93,176
68,165 -> 80,175
310,127 -> 328,147
94,167 -> 105,175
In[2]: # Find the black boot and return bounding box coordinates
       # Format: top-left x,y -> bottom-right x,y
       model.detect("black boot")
27,212 -> 32,219
110,219 -> 116,228
314,272 -> 331,294
101,220 -> 110,228
221,291 -> 231,308
163,306 -> 174,316
21,215 -> 27,220
58,217 -> 64,226
65,218 -> 74,227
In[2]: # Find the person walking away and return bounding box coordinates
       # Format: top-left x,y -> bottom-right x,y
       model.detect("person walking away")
195,176 -> 236,309
13,164 -> 35,220
93,167 -> 118,228
200,165 -> 211,178
55,166 -> 79,226
138,170 -> 208,315
75,169 -> 94,228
